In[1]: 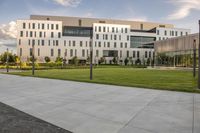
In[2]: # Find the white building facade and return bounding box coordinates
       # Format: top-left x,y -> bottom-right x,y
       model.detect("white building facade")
17,15 -> 191,64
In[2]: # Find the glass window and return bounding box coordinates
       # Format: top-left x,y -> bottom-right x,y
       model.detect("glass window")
133,51 -> 135,58
51,49 -> 54,56
70,49 -> 73,57
114,42 -> 117,48
51,24 -> 54,30
96,50 -> 99,57
42,40 -> 45,46
30,31 -> 33,37
23,23 -> 26,29
56,40 -> 59,46
58,49 -> 61,57
39,32 -> 42,37
32,23 -> 35,29
137,51 -> 140,58
96,34 -> 99,39
42,24 -> 45,29
20,31 -> 23,37
82,49 -> 85,57
58,32 -> 61,38
30,48 -> 32,56
20,48 -> 22,56
145,51 -> 148,58
73,41 -> 76,46
125,28 -> 128,33
80,41 -> 83,47
56,24 -> 59,30
51,32 -> 54,38
127,51 -> 129,57
38,48 -> 40,56
18,39 -> 21,45
120,42 -> 123,48
99,26 -> 101,32
98,42 -> 101,47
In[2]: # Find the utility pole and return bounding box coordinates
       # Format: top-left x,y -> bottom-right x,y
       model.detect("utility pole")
32,43 -> 35,75
6,48 -> 9,73
198,20 -> 200,89
90,31 -> 93,80
193,39 -> 196,77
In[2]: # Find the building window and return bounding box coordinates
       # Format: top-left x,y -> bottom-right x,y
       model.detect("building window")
82,49 -> 85,57
75,49 -> 77,56
73,41 -> 76,46
34,32 -> 37,37
149,51 -> 151,58
42,24 -> 45,29
125,28 -> 128,33
20,48 -> 22,56
127,51 -> 129,57
38,48 -> 40,56
56,24 -> 59,30
32,23 -> 35,29
56,40 -> 59,46
32,39 -> 35,46
133,51 -> 135,58
98,42 -> 101,47
116,28 -> 118,33
38,40 -> 40,46
70,49 -> 73,57
51,49 -> 54,57
111,35 -> 113,40
165,30 -> 167,36
51,24 -> 54,30
103,27 -> 106,32
137,51 -> 140,58
58,32 -> 61,38
125,43 -> 127,48
80,41 -> 83,47
114,42 -> 117,48
119,35 -> 121,40
172,31 -> 174,36
42,40 -> 45,46
107,42 -> 110,47
38,24 -> 40,29
20,31 -> 23,37
120,50 -> 122,58
51,32 -> 54,38
105,34 -> 108,40
112,27 -> 114,33
127,36 -> 129,41
49,40 -> 51,46
181,32 -> 183,36
114,35 -> 117,40
30,31 -> 33,37
95,26 -> 97,32
186,32 -> 188,35
39,32 -> 42,37
58,49 -> 61,57
145,51 -> 148,58
96,34 -> 99,39
23,23 -> 26,29
175,31 -> 178,36
121,28 -> 123,33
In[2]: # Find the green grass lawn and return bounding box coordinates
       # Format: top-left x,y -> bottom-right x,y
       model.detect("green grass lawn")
8,68 -> 199,93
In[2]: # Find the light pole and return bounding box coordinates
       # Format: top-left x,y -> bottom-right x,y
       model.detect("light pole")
198,20 -> 200,89
32,43 -> 35,75
193,39 -> 196,78
90,31 -> 93,80
6,48 -> 9,73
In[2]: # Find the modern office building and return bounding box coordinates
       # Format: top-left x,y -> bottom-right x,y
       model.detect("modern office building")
154,33 -> 199,67
17,15 -> 191,64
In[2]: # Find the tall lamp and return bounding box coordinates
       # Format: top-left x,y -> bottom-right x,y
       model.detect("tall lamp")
193,39 -> 196,77
90,31 -> 93,80
198,20 -> 200,89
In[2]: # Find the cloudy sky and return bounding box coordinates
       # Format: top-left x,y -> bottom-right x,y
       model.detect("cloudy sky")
0,0 -> 200,53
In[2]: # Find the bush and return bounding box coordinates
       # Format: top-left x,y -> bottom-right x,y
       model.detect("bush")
44,56 -> 51,63
48,61 -> 56,67
124,58 -> 129,66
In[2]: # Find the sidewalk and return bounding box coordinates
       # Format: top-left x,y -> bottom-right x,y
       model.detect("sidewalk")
0,74 -> 199,133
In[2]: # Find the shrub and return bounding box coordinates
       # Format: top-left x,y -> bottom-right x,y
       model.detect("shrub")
44,56 -> 51,63
124,58 -> 129,66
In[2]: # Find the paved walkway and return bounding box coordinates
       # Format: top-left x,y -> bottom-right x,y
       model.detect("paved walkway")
0,74 -> 199,133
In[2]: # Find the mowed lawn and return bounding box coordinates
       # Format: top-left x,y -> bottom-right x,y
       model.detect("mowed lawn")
9,68 -> 199,93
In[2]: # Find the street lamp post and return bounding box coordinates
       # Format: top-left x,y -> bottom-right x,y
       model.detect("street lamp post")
32,43 -> 35,75
198,20 -> 200,89
193,39 -> 196,78
6,48 -> 9,73
90,32 -> 93,80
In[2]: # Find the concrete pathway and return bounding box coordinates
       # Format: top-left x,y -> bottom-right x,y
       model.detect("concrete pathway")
0,74 -> 199,133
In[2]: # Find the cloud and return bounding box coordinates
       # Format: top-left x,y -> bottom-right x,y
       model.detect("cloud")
51,0 -> 82,7
0,21 -> 17,39
0,21 -> 17,54
167,0 -> 200,20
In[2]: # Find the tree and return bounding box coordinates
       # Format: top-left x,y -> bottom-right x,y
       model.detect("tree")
71,56 -> 79,65
44,56 -> 51,63
99,57 -> 105,64
124,58 -> 129,66
112,57 -> 118,64
135,58 -> 141,65
0,52 -> 16,63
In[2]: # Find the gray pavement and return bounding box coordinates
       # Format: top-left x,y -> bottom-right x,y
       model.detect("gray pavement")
0,74 -> 199,133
